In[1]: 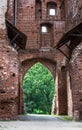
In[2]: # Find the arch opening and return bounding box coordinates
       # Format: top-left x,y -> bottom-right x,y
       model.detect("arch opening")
22,62 -> 55,115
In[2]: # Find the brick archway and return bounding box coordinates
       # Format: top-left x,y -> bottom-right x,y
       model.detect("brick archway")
18,58 -> 56,114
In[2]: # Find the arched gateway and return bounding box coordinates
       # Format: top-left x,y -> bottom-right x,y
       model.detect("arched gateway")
22,62 -> 55,114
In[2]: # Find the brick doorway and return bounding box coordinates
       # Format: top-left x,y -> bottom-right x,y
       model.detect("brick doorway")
18,58 -> 56,115
22,62 -> 55,115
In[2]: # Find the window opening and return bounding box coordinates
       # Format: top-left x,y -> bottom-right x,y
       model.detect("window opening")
49,8 -> 56,16
47,2 -> 57,17
41,26 -> 47,33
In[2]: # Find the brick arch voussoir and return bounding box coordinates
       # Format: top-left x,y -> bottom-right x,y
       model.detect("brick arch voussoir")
21,58 -> 56,80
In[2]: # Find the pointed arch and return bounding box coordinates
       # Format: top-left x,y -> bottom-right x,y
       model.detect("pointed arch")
21,58 -> 56,79
19,58 -> 56,114
22,62 -> 55,114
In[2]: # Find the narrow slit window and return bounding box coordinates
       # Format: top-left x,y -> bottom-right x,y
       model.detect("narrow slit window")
41,26 -> 47,33
49,9 -> 56,16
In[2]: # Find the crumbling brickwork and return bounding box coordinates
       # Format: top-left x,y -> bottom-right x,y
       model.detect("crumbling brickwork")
65,0 -> 82,30
70,43 -> 82,120
0,44 -> 19,119
0,0 -> 82,120
64,0 -> 82,120
0,0 -> 19,119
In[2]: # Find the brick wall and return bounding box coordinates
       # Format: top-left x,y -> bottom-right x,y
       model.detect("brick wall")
65,0 -> 82,31
64,0 -> 82,120
70,43 -> 82,120
0,44 -> 19,119
0,0 -> 19,119
15,0 -> 69,118
16,0 -> 65,49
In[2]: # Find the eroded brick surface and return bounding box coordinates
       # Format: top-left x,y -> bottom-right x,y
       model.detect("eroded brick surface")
0,44 -> 19,119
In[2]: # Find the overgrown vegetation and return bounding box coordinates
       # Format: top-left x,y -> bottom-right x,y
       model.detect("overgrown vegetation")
23,62 -> 55,114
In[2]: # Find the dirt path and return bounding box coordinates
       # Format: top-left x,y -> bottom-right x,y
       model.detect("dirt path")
0,114 -> 82,130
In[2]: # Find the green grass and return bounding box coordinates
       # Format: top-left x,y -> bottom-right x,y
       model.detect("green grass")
54,115 -> 73,121
60,116 -> 73,121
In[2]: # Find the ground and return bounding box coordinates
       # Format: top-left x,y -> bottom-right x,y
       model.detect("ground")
0,114 -> 82,130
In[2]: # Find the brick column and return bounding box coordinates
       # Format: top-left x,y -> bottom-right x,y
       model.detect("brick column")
70,43 -> 82,120
54,64 -> 67,115
0,1 -> 19,120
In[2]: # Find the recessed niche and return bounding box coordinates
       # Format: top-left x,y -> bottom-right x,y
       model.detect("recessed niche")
0,66 -> 3,70
47,2 -> 57,17
0,90 -> 5,94
40,23 -> 53,47
12,73 -> 15,77
39,9 -> 41,12
35,0 -> 42,21
6,50 -> 10,53
14,62 -> 17,67
61,66 -> 66,70
1,107 -> 5,110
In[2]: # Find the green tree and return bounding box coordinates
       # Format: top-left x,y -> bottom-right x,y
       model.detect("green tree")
23,62 -> 55,114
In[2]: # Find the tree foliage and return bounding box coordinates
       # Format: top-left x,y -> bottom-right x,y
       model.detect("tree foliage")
23,62 -> 55,114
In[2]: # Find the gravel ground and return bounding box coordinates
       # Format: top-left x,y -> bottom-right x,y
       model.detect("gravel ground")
0,114 -> 82,130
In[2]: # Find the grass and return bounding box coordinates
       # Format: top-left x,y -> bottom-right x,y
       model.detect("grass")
60,115 -> 73,121
54,115 -> 73,121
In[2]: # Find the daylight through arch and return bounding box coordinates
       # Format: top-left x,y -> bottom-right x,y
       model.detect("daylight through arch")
22,62 -> 55,115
